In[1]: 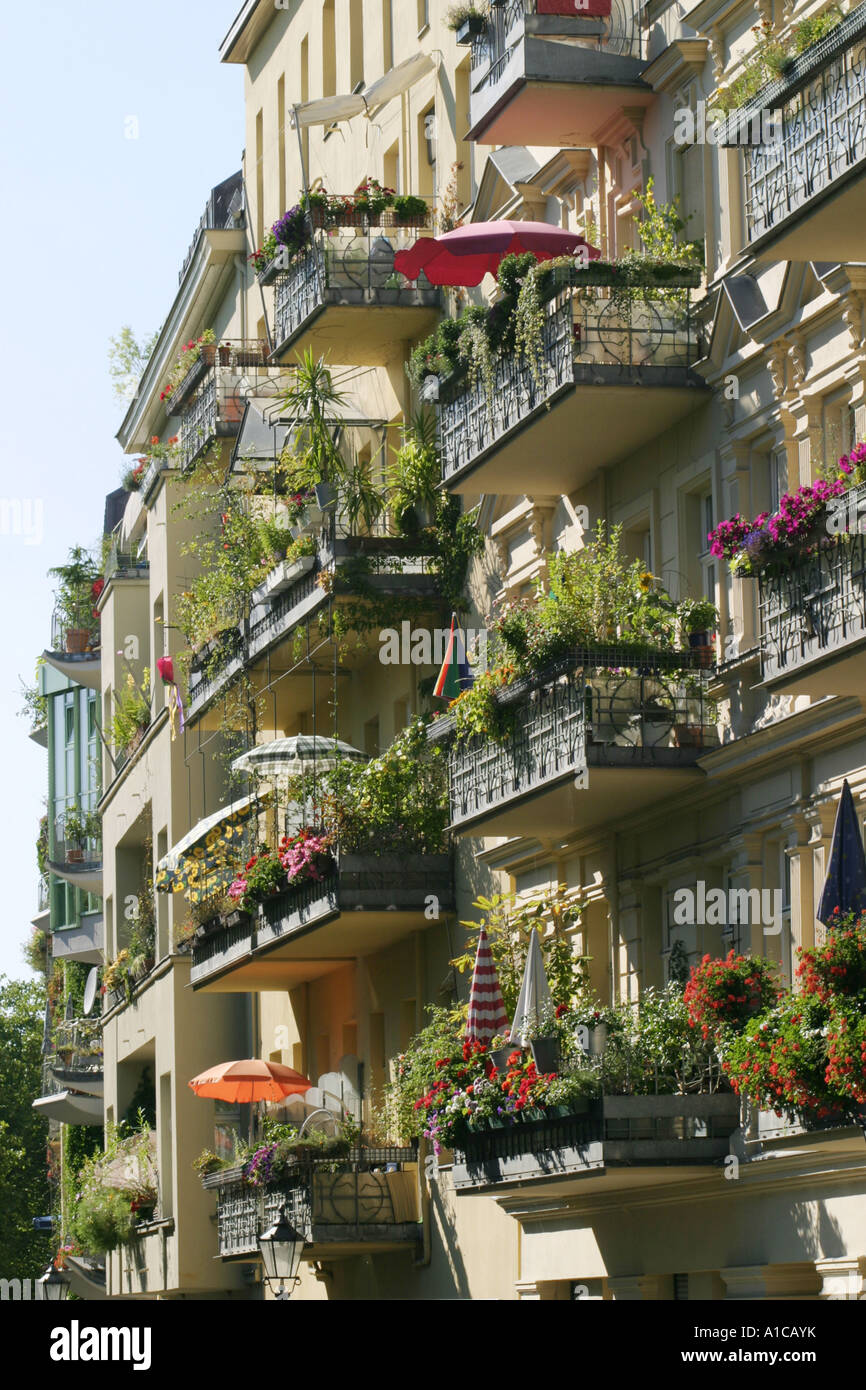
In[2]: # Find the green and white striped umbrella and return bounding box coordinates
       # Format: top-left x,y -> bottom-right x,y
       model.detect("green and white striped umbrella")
231,736 -> 366,781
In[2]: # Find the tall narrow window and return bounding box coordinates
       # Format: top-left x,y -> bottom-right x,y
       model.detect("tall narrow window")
699,490 -> 716,602
769,447 -> 787,512
300,37 -> 310,176
383,0 -> 393,72
277,74 -> 286,214
255,109 -> 264,247
322,1 -> 336,98
350,0 -> 364,90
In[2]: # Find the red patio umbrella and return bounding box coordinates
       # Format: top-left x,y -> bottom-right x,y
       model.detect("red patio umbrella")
394,219 -> 600,287
189,1058 -> 312,1104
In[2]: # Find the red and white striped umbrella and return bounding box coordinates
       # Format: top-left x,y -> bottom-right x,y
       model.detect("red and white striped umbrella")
466,928 -> 509,1045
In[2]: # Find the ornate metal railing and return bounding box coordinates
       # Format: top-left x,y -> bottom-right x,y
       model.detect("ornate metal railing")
758,506 -> 866,683
471,0 -> 645,82
438,279 -> 697,484
272,221 -> 436,350
41,1019 -> 103,1097
443,651 -> 714,827
743,5 -> 866,243
213,1157 -> 420,1258
450,669 -> 587,826
188,544 -> 440,715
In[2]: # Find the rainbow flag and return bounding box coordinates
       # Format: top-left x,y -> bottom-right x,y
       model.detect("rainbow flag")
433,612 -> 474,700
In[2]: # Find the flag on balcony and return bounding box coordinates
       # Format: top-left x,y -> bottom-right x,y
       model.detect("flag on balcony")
817,779 -> 866,926
433,613 -> 473,701
466,928 -> 509,1045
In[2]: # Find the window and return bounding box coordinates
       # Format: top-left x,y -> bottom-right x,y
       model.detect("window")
322,1 -> 336,98
699,490 -> 716,603
769,447 -> 788,512
382,0 -> 393,72
350,0 -> 364,90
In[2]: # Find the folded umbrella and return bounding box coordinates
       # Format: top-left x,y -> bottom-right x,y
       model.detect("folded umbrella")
817,779 -> 866,926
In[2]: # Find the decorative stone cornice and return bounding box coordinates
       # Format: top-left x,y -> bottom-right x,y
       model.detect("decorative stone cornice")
641,39 -> 710,95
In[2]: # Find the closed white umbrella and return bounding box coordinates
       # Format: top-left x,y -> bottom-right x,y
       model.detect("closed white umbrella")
231,736 -> 365,781
509,930 -> 552,1045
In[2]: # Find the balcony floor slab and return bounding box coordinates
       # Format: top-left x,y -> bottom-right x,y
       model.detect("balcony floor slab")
443,372 -> 707,497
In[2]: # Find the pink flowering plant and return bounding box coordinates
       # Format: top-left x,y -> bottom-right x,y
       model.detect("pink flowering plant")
278,827 -> 336,886
708,444 -> 866,578
228,847 -> 287,914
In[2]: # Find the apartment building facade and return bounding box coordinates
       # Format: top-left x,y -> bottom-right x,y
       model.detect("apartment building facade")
34,0 -> 866,1300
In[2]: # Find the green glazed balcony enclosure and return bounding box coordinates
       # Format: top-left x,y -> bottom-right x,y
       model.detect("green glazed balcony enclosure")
734,2 -> 866,262
436,266 -> 707,497
467,0 -> 651,146
758,481 -> 866,697
428,649 -> 716,839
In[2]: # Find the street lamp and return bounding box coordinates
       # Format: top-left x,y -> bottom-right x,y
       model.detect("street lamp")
258,1207 -> 306,1298
38,1262 -> 70,1302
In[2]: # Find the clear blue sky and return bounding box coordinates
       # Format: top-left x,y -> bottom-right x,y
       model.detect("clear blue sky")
0,0 -> 244,980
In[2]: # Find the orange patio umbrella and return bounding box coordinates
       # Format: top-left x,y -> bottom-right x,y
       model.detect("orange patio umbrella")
189,1059 -> 312,1104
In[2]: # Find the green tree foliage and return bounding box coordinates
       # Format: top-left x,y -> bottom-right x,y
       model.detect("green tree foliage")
108,325 -> 159,403
0,976 -> 52,1278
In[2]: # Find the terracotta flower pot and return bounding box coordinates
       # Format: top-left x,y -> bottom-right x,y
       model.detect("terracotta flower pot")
65,629 -> 90,654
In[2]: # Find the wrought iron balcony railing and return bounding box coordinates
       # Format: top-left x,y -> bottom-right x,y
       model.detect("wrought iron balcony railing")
188,539 -> 440,716
191,853 -> 454,987
742,3 -> 866,245
758,492 -> 866,684
472,0 -> 645,76
41,1019 -> 103,1098
272,218 -> 438,354
208,1152 -> 420,1259
438,273 -> 700,487
437,650 -> 715,829
168,342 -> 281,471
451,1094 -> 741,1190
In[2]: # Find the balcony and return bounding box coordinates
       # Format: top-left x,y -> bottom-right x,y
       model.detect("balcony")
48,836 -> 102,897
270,220 -> 441,367
191,853 -> 453,990
32,1019 -> 103,1126
187,537 -> 441,720
52,911 -> 104,965
103,542 -> 149,586
758,504 -> 866,696
165,341 -> 279,471
467,0 -> 650,146
740,3 -> 866,261
431,651 -> 715,838
207,1151 -> 420,1260
451,1094 -> 741,1192
437,269 -> 706,496
43,612 -> 101,692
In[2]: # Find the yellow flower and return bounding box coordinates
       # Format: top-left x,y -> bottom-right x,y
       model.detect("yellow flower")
639,572 -> 653,592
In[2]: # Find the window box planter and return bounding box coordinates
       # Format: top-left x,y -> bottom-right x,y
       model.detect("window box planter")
66,847 -> 85,864
455,15 -> 487,44
572,262 -> 702,291
383,208 -> 431,230
673,723 -> 705,749
250,553 -> 316,606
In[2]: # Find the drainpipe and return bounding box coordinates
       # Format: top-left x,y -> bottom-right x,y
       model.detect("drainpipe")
413,931 -> 432,1268
233,255 -> 247,343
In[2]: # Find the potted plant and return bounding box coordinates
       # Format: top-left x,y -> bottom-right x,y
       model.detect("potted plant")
447,3 -> 488,43
678,597 -> 719,668
388,194 -> 430,229
529,1035 -> 560,1074
63,808 -> 88,862
49,546 -> 101,653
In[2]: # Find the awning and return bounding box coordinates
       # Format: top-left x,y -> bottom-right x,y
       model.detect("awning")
292,52 -> 435,128
155,792 -> 269,898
